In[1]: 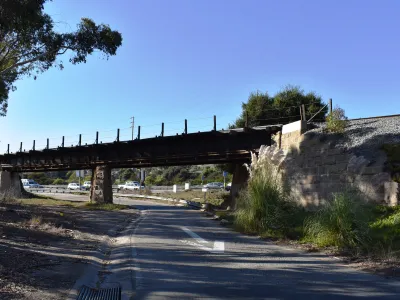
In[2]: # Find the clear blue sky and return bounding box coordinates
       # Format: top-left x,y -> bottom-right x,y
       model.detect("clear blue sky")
1,0 -> 400,153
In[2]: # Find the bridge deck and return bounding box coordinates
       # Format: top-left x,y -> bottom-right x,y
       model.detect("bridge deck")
0,126 -> 281,172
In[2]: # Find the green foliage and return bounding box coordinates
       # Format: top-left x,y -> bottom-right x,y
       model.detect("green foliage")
326,106 -> 348,134
382,144 -> 400,183
0,0 -> 122,116
118,168 -> 139,183
233,85 -> 327,128
161,190 -> 228,207
369,205 -> 400,255
52,178 -> 65,185
143,165 -> 231,186
26,172 -> 53,185
304,190 -> 372,252
65,171 -> 91,183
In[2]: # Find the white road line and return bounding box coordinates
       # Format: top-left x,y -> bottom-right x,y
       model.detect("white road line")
180,226 -> 224,253
181,226 -> 208,244
213,241 -> 225,252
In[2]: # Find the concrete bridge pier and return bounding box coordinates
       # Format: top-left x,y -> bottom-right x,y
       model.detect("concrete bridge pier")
90,165 -> 113,203
0,169 -> 22,199
224,163 -> 249,209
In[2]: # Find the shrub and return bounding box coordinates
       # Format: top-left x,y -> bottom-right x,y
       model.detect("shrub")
326,106 -> 348,134
234,148 -> 298,236
52,178 -> 65,185
369,205 -> 400,258
304,190 -> 372,252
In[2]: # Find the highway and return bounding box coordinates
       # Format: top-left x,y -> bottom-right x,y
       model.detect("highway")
66,195 -> 400,299
27,185 -> 204,195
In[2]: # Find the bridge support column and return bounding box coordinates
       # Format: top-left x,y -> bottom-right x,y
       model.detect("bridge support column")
227,164 -> 249,209
0,170 -> 22,199
90,165 -> 113,203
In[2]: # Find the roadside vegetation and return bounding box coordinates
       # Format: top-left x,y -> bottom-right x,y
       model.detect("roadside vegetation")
326,106 -> 348,134
18,197 -> 128,211
161,190 -> 229,207
230,149 -> 400,261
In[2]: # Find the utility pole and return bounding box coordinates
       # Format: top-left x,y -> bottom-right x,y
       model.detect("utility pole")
130,116 -> 135,140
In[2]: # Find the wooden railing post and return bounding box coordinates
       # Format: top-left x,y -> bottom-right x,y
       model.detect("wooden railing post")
213,115 -> 216,131
184,119 -> 187,134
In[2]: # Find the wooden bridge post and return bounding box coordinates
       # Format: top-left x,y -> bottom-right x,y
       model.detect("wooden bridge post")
47,138 -> 49,149
19,142 -> 22,152
329,98 -> 333,114
7,144 -> 9,154
117,128 -> 120,142
138,126 -> 141,140
161,123 -> 164,137
78,134 -> 82,146
213,115 -> 216,131
96,132 -> 99,144
62,136 -> 64,148
33,140 -> 35,151
184,119 -> 187,134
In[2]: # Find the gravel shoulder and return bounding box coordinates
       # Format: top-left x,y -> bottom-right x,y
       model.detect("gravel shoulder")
0,198 -> 139,300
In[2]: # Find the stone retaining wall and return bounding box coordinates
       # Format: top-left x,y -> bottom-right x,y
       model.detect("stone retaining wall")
268,121 -> 399,207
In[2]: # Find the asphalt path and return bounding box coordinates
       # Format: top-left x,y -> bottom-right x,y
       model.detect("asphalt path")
38,194 -> 400,299
117,198 -> 400,300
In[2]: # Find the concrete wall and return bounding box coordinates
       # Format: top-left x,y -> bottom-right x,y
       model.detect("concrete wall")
90,165 -> 113,203
0,171 -> 22,199
268,122 -> 399,207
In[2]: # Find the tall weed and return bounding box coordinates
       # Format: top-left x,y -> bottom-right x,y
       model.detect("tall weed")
234,150 -> 298,236
304,190 -> 372,252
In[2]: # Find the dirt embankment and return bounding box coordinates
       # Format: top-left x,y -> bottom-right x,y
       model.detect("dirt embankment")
0,201 -> 138,300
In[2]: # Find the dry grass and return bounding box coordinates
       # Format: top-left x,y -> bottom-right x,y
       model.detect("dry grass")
20,198 -> 84,207
28,215 -> 43,226
19,198 -> 128,211
161,190 -> 228,206
84,203 -> 128,211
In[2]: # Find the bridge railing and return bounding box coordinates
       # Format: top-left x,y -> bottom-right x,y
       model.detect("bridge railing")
2,99 -> 331,155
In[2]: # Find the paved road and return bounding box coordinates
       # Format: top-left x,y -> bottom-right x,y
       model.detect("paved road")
112,198 -> 400,300
38,194 -> 400,299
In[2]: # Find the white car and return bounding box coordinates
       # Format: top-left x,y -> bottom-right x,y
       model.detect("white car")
123,182 -> 142,190
21,179 -> 41,188
67,183 -> 84,190
118,181 -> 134,189
83,181 -> 91,190
204,182 -> 224,190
